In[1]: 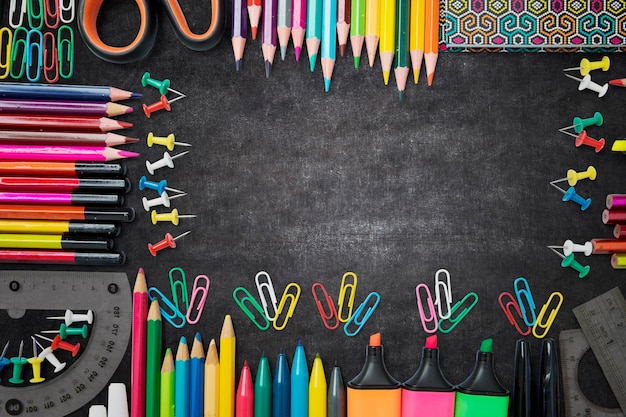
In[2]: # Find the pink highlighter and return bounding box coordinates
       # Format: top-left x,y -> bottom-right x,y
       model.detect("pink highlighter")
401,335 -> 455,417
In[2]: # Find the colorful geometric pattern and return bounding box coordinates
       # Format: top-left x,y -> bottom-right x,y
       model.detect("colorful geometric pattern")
443,0 -> 626,52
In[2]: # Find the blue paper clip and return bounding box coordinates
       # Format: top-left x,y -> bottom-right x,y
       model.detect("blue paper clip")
344,292 -> 380,337
0,28 -> 12,80
255,271 -> 278,321
514,277 -> 536,327
438,292 -> 479,334
434,269 -> 452,319
186,275 -> 210,325
10,27 -> 27,80
59,0 -> 74,23
148,286 -> 186,328
415,283 -> 438,333
273,283 -> 301,331
312,282 -> 339,330
233,287 -> 270,330
532,292 -> 563,339
27,0 -> 44,30
9,0 -> 27,28
44,0 -> 60,28
498,292 -> 531,336
337,271 -> 357,323
43,31 -> 58,83
57,25 -> 73,79
169,266 -> 189,315
26,29 -> 43,82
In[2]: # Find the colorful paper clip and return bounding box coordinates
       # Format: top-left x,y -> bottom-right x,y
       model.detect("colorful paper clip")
0,28 -> 11,80
9,0 -> 27,28
532,292 -> 563,339
27,0 -> 44,29
43,31 -> 59,83
273,283 -> 301,331
169,267 -> 189,315
59,0 -> 75,23
44,0 -> 60,28
438,292 -> 479,334
337,271 -> 357,323
186,275 -> 209,325
415,283 -> 438,334
148,286 -> 186,329
513,277 -> 536,327
57,25 -> 74,79
311,282 -> 339,330
434,269 -> 452,319
26,29 -> 43,82
10,27 -> 27,80
498,292 -> 531,336
232,287 -> 270,330
344,292 -> 381,337
255,271 -> 278,321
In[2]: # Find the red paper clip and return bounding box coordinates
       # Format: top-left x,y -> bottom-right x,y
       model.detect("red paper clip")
498,292 -> 531,336
311,282 -> 339,330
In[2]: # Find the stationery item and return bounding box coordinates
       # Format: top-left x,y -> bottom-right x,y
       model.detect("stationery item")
511,339 -> 531,417
550,166 -> 597,187
309,353 -> 327,417
337,272 -> 357,322
291,0 -> 307,60
0,82 -> 140,102
437,292 -> 478,334
236,360 -> 254,417
262,0 -> 278,77
256,271 -> 279,320
498,292 -> 531,336
532,292 -> 563,339
434,269 -> 452,319
336,0 -> 350,57
0,249 -> 126,264
219,315 -> 236,417
232,0 -> 248,70
364,0 -> 379,66
152,209 -> 197,226
409,0 -> 425,83
565,58 -> 611,75
349,0 -> 365,67
401,335 -> 455,417
378,0 -> 396,85
0,219 -> 118,235
328,364 -> 346,417
548,248 -> 590,278
190,333 -> 205,417
273,350 -> 291,417
161,348 -> 176,417
0,191 -> 123,206
416,283 -> 438,333
0,114 -> 132,132
347,333 -> 401,417
277,0 -> 291,60
423,0 -> 438,86
187,275 -> 210,325
606,194 -> 626,210
233,286 -> 271,330
0,204 -> 135,222
344,291 -> 380,337
453,339 -> 509,417
0,233 -> 112,250
321,0 -> 337,91
550,183 -> 591,211
205,339 -> 220,417
140,176 -> 184,195
0,130 -> 138,146
0,98 -> 133,117
131,269 -> 148,417
248,0 -> 263,39
147,231 -> 191,256
602,209 -> 626,225
312,282 -> 339,330
146,151 -> 189,175
611,253 -> 626,269
0,144 -> 139,162
141,73 -> 186,97
609,78 -> 626,87
273,282 -> 301,331
306,0 -> 323,71
0,176 -> 129,193
0,161 -> 126,177
147,133 -> 192,151
591,238 -> 626,254
565,74 -> 609,98
108,383 -> 130,417
394,0 -> 410,97
255,354 -> 272,417
539,338 -> 559,417
513,277 -> 536,327
559,113 -> 603,134
560,130 -> 605,152
143,95 -> 186,118
291,340 -> 309,417
146,300 -> 163,417
176,336 -> 191,417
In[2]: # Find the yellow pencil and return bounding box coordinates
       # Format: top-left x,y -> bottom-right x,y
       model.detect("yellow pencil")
409,0 -> 425,83
379,0 -> 396,84
364,0 -> 380,67
219,315 -> 236,417
308,353 -> 327,417
205,339 -> 220,417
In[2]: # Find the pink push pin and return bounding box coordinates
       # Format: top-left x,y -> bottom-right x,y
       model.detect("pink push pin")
561,130 -> 604,152
565,73 -> 609,98
143,95 -> 185,118
148,231 -> 191,256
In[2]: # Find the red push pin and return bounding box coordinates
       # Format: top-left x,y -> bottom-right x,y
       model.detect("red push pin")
36,334 -> 80,357
143,95 -> 185,118
148,231 -> 191,256
561,130 -> 605,153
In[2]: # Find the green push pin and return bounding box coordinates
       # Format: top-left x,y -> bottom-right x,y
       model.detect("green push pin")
9,340 -> 27,384
549,247 -> 590,278
41,323 -> 89,339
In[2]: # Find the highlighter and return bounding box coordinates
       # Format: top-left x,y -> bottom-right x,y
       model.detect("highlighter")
401,335 -> 455,417
454,338 -> 509,417
347,332 -> 401,417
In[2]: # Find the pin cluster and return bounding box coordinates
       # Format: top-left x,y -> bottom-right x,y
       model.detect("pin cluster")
141,73 -> 187,118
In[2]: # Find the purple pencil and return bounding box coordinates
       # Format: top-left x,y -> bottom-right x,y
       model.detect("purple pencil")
0,99 -> 134,117
262,0 -> 278,77
232,0 -> 248,71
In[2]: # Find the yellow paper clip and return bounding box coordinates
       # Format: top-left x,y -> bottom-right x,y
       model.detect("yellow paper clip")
344,292 -> 381,337
438,292 -> 479,334
273,283 -> 301,331
186,275 -> 210,325
148,286 -> 186,328
337,271 -> 357,322
255,271 -> 278,321
232,287 -> 270,331
514,277 -> 536,327
169,266 -> 189,315
532,292 -> 563,339
416,283 -> 438,333
434,269 -> 452,319
498,292 -> 531,336
0,28 -> 12,80
312,282 -> 339,330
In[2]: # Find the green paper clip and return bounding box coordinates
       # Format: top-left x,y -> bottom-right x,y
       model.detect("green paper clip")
10,26 -> 27,79
57,25 -> 73,79
169,266 -> 189,315
438,291 -> 479,333
233,287 -> 270,330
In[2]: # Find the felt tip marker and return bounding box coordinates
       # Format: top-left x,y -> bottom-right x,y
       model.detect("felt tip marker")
291,340 -> 309,417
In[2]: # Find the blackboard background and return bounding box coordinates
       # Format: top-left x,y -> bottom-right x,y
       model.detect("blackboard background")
1,2 -> 626,416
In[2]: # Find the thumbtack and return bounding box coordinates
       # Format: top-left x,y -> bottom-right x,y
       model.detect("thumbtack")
151,208 -> 197,225
550,166 -> 597,187
142,191 -> 187,212
146,151 -> 189,175
41,323 -> 89,339
549,247 -> 590,278
47,309 -> 94,326
551,183 -> 591,211
565,73 -> 609,98
27,337 -> 45,383
141,72 -> 186,96
9,340 -> 27,384
548,239 -> 593,256
561,130 -> 605,153
0,341 -> 9,382
147,132 -> 192,151
139,176 -> 184,195
142,94 -> 184,118
609,78 -> 626,87
34,339 -> 66,373
36,334 -> 80,357
563,56 -> 610,76
559,112 -> 603,134
148,230 -> 191,256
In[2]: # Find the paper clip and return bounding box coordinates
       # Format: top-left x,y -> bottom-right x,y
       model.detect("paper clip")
498,292 -> 531,336
9,0 -> 27,28
513,277 -> 536,327
255,271 -> 278,321
311,282 -> 339,330
148,287 -> 186,329
532,292 -> 563,339
434,269 -> 452,319
415,283 -> 438,333
438,292 -> 479,334
232,287 -> 270,330
337,271 -> 357,323
273,283 -> 301,331
59,0 -> 75,23
0,28 -> 12,80
186,275 -> 210,325
344,292 -> 381,337
57,25 -> 73,79
27,0 -> 44,30
10,27 -> 28,79
169,267 -> 189,315
43,31 -> 58,83
26,29 -> 43,82
44,0 -> 60,28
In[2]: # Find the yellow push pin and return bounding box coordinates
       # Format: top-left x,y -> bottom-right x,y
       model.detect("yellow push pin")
147,132 -> 192,151
563,56 -> 610,76
151,208 -> 197,226
27,337 -> 45,383
550,166 -> 596,187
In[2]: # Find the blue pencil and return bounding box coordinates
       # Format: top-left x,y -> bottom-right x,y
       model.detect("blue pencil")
189,333 -> 205,417
0,83 -> 141,102
175,336 -> 190,417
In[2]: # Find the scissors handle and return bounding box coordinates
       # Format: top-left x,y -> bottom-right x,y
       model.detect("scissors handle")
157,0 -> 226,51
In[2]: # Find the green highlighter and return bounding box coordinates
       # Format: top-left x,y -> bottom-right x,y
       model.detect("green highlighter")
454,338 -> 509,417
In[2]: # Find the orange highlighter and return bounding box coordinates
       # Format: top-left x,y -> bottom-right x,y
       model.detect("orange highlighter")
347,333 -> 401,417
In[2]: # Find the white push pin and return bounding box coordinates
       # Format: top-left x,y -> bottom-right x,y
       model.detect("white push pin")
550,166 -> 597,187
145,151 -> 189,175
89,405 -> 108,417
108,382 -> 130,417
47,309 -> 94,326
142,191 -> 187,212
548,239 -> 593,256
565,73 -> 609,98
35,339 -> 66,373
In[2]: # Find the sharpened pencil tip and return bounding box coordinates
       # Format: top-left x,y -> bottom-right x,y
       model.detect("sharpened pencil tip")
309,55 -> 317,72
280,46 -> 287,61
339,44 -> 346,57
235,59 -> 242,72
130,93 -> 143,99
265,61 -> 272,78
295,47 -> 302,61
125,107 -> 134,114
324,78 -> 331,93
383,71 -> 390,85
398,90 -> 404,100
428,73 -> 434,86
251,26 -> 258,40
354,56 -> 360,69
413,69 -> 420,84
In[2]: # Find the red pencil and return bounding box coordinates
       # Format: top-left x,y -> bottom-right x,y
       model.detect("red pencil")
0,131 -> 138,146
0,249 -> 125,265
609,78 -> 626,87
0,114 -> 133,132
131,268 -> 149,417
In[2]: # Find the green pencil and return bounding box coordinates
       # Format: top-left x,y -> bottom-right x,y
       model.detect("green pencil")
394,0 -> 410,99
160,348 -> 175,417
350,0 -> 366,68
146,300 -> 162,417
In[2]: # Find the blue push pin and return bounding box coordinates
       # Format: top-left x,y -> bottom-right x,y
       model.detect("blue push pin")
138,176 -> 184,195
0,341 -> 9,382
551,183 -> 591,211
549,247 -> 590,278
9,340 -> 27,384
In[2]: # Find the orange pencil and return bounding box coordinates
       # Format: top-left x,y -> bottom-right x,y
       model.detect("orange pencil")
248,0 -> 263,39
424,0 -> 439,86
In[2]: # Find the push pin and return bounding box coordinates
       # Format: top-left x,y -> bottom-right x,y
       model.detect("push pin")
47,309 -> 94,326
548,239 -> 593,256
35,339 -> 66,373
139,176 -> 184,195
561,130 -> 605,153
147,132 -> 192,151
551,183 -> 591,211
550,166 -> 596,187
549,247 -> 590,278
9,340 -> 27,384
563,56 -> 610,76
148,231 -> 191,256
142,95 -> 185,118
142,191 -> 187,212
559,112 -> 603,134
42,323 -> 89,339
36,334 -> 80,357
146,151 -> 189,175
151,208 -> 197,225
27,337 -> 45,383
0,341 -> 9,382
141,72 -> 186,97
565,73 -> 609,98
609,78 -> 626,87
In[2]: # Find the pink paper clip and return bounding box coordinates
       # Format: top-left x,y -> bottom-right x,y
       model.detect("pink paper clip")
186,275 -> 210,325
498,292 -> 531,336
311,282 -> 339,330
416,283 -> 438,333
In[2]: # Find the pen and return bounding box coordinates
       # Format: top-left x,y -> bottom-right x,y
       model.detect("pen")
309,353 -> 327,417
255,353 -> 272,417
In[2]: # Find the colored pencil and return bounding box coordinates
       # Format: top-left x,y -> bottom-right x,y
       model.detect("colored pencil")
0,233 -> 112,250
379,0 -> 396,85
0,204 -> 135,222
219,315 -> 236,417
232,0 -> 248,71
0,131 -> 138,146
161,348 -> 176,417
306,0 -> 323,72
177,336 -> 191,417
0,145 -> 139,162
0,83 -> 142,102
204,339 -> 220,417
291,0 -> 307,61
262,0 -> 278,77
272,350 -> 290,417
424,0 -> 439,86
131,269 -> 148,417
248,0 -> 263,40
254,354 -> 272,417
236,360 -> 254,417
0,115 -> 133,132
364,0 -> 380,67
0,219 -> 119,235
146,300 -> 163,417
277,0 -> 292,60
308,354 -> 327,417
394,0 -> 410,99
327,364 -> 346,417
0,192 -> 123,206
291,341 -> 309,417
409,0 -> 426,83
190,333 -> 205,417
337,0 -> 350,57
321,0 -> 338,92
0,161 -> 126,177
0,249 -> 126,264
350,0 -> 365,68
0,98 -> 133,117
0,176 -> 130,192
609,78 -> 626,87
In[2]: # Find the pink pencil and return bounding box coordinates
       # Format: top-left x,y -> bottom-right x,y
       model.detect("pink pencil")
292,0 -> 307,61
131,269 -> 148,417
0,145 -> 139,161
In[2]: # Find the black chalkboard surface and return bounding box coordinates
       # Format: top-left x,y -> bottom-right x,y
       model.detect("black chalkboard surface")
0,2 -> 625,416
